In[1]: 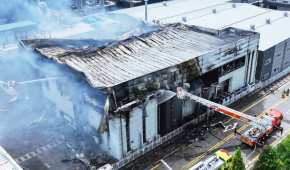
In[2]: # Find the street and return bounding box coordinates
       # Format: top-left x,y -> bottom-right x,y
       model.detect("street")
152,75 -> 290,170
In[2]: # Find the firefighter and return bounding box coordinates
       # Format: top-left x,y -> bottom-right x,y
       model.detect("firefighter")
280,127 -> 284,135
282,92 -> 286,99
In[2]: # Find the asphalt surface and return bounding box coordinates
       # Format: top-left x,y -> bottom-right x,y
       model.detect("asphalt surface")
152,76 -> 290,170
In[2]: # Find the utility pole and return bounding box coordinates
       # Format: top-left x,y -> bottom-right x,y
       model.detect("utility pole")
144,0 -> 148,22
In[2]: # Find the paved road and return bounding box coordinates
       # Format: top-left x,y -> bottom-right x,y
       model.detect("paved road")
153,76 -> 290,170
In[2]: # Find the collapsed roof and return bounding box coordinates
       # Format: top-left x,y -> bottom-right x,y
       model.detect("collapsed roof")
22,23 -> 256,89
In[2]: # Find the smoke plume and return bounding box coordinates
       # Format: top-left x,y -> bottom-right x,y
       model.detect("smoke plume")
0,0 -> 157,169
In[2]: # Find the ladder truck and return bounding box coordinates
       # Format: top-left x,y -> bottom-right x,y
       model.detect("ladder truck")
176,87 -> 283,147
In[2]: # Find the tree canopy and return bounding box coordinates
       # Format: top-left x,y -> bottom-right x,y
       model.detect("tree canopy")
229,148 -> 245,170
276,136 -> 290,168
219,148 -> 245,170
253,145 -> 282,170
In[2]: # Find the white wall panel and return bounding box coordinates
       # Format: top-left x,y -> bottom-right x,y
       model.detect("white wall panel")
219,66 -> 246,92
145,98 -> 158,142
129,106 -> 143,150
100,117 -> 127,160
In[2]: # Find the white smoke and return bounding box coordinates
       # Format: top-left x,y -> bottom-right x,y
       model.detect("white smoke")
0,0 -> 158,169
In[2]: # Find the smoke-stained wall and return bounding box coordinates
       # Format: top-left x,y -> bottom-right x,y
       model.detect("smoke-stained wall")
0,51 -> 117,170
30,55 -> 136,160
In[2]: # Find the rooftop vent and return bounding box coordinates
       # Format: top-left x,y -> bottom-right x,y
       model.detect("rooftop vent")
266,18 -> 271,24
284,12 -> 289,17
212,9 -> 217,14
232,4 -> 237,8
250,24 -> 256,30
182,17 -> 187,22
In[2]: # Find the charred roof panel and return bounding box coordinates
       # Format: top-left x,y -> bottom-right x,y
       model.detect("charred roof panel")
23,24 -> 256,88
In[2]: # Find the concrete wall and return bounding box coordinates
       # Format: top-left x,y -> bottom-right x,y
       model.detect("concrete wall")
257,47 -> 274,81
272,43 -> 284,76
200,36 -> 259,74
42,79 -> 131,160
128,98 -> 158,151
100,117 -> 127,159
219,66 -> 246,92
182,99 -> 195,118
145,98 -> 158,142
258,38 -> 290,82
246,50 -> 258,85
282,40 -> 290,69
129,106 -> 144,150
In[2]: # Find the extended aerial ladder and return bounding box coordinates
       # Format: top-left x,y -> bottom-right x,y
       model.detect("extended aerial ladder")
176,87 -> 258,124
176,87 -> 283,147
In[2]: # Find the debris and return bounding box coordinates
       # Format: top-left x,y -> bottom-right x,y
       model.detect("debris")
160,159 -> 173,170
0,80 -> 18,103
223,122 -> 239,133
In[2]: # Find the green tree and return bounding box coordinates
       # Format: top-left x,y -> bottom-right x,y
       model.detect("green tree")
229,148 -> 245,170
276,136 -> 290,168
253,145 -> 281,170
219,161 -> 229,170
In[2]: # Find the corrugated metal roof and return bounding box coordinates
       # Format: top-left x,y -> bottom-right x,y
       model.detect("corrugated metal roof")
115,0 -> 290,51
0,146 -> 23,170
24,24 -> 252,88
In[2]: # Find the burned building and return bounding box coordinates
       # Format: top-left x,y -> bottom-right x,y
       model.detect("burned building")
263,0 -> 290,9
23,23 -> 259,168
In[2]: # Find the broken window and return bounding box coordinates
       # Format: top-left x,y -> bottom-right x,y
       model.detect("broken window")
220,56 -> 245,76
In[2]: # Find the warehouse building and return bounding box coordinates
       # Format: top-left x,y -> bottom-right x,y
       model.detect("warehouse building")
23,23 -> 259,168
116,0 -> 290,91
263,0 -> 290,9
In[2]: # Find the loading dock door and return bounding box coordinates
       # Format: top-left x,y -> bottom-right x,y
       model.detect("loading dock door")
158,97 -> 182,136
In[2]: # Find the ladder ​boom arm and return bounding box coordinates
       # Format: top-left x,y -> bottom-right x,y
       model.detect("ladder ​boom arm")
177,87 -> 258,123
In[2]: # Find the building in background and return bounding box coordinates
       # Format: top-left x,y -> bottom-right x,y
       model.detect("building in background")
115,0 -> 290,91
71,0 -> 116,11
263,0 -> 290,9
